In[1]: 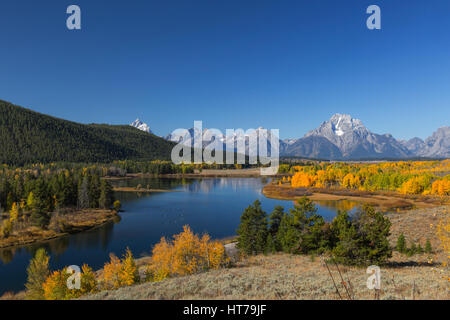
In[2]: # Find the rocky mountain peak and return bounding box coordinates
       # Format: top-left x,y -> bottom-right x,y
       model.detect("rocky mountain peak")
130,119 -> 152,133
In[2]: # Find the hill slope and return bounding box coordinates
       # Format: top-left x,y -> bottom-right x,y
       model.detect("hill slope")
0,100 -> 175,165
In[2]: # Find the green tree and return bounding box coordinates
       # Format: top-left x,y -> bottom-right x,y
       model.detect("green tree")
30,178 -> 51,228
89,174 -> 101,208
268,205 -> 284,251
25,248 -> 50,300
408,242 -> 417,256
417,243 -> 424,254
268,205 -> 284,236
236,200 -> 268,255
330,210 -> 361,264
331,205 -> 392,266
396,233 -> 406,253
425,239 -> 433,254
99,180 -> 114,209
265,233 -> 276,254
276,197 -> 327,254
78,176 -> 90,209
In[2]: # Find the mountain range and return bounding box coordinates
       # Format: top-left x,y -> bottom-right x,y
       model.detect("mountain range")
0,99 -> 446,166
152,113 -> 449,160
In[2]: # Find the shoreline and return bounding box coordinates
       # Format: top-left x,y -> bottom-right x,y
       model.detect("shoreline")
104,168 -> 283,179
112,187 -> 180,193
262,183 -> 449,211
0,209 -> 120,250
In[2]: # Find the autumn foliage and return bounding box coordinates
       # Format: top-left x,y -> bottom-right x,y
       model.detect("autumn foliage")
102,247 -> 139,289
42,264 -> 97,300
437,217 -> 450,257
287,160 -> 450,196
146,225 -> 227,281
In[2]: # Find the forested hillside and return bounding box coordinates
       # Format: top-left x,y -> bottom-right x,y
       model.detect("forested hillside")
0,100 -> 175,165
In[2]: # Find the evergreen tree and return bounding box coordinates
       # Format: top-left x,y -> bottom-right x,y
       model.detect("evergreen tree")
330,210 -> 361,264
331,205 -> 392,266
268,205 -> 285,251
268,205 -> 284,236
78,176 -> 90,209
99,180 -> 114,209
409,242 -> 417,256
396,233 -> 406,253
425,239 -> 433,254
265,233 -> 276,254
276,197 -> 327,254
25,248 -> 50,300
30,179 -> 50,228
236,200 -> 268,255
417,243 -> 424,254
89,174 -> 101,208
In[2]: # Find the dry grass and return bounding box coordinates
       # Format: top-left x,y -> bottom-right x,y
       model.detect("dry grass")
388,206 -> 449,261
0,291 -> 25,300
83,253 -> 448,300
83,206 -> 450,301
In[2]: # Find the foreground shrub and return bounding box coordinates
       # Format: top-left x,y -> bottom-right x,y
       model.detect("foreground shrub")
396,233 -> 406,253
42,264 -> 98,300
25,248 -> 50,300
102,248 -> 139,289
331,205 -> 392,266
147,225 -> 227,281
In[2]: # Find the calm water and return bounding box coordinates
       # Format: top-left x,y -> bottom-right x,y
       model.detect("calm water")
0,177 -> 360,295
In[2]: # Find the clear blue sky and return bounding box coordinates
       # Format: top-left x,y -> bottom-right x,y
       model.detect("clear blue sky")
0,0 -> 449,140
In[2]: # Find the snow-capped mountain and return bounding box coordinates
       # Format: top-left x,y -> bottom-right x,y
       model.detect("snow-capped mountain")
130,119 -> 152,133
419,127 -> 450,158
165,115 -> 449,160
301,114 -> 410,159
166,127 -> 280,156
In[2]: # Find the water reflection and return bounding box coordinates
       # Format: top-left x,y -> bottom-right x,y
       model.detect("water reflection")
0,177 -> 360,294
313,199 -> 361,213
0,220 -> 117,264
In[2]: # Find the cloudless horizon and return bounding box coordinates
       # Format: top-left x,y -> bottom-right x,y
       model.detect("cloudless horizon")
1,0 -> 449,140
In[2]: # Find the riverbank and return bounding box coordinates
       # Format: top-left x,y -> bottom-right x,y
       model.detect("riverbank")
113,187 -> 180,193
82,205 -> 449,300
262,183 -> 449,211
3,204 -> 448,300
104,168 -> 281,180
0,209 -> 120,249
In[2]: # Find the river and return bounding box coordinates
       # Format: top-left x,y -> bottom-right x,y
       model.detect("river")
0,177 -> 360,295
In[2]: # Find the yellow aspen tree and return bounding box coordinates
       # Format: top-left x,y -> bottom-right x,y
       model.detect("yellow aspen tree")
9,202 -> 19,224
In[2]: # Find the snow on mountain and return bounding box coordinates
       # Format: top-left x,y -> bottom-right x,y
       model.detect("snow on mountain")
420,127 -> 450,158
130,119 -> 152,133
164,116 -> 449,160
166,127 -> 280,156
303,114 -> 410,159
